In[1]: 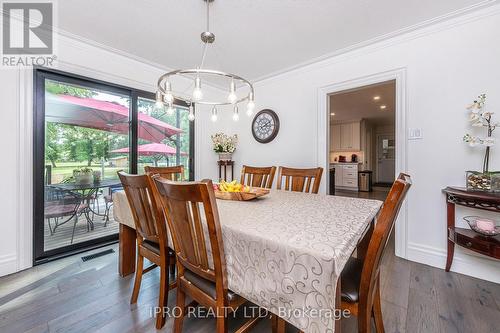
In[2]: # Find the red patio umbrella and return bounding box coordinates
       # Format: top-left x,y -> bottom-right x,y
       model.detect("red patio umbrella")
45,93 -> 183,143
111,143 -> 187,167
110,143 -> 187,156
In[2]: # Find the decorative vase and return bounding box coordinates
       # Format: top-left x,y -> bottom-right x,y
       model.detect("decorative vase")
218,152 -> 232,161
466,171 -> 500,191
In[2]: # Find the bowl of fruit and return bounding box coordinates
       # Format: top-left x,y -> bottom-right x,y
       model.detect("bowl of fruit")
213,180 -> 270,201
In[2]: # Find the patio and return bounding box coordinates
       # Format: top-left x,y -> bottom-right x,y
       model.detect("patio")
44,197 -> 119,251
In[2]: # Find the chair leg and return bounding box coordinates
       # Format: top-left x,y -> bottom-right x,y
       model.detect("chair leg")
373,282 -> 385,333
155,265 -> 169,329
358,305 -> 372,333
47,218 -> 54,235
173,286 -> 186,333
216,316 -> 228,333
130,254 -> 144,304
271,315 -> 286,333
70,215 -> 78,244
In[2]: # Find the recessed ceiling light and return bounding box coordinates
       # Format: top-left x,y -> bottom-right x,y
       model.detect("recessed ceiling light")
380,105 -> 387,110
373,96 -> 381,101
330,112 -> 335,116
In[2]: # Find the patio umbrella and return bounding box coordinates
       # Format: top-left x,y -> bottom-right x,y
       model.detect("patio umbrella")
111,143 -> 187,166
111,143 -> 187,156
45,93 -> 183,143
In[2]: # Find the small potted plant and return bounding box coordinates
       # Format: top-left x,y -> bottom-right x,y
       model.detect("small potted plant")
463,94 -> 500,191
211,133 -> 238,161
73,167 -> 94,185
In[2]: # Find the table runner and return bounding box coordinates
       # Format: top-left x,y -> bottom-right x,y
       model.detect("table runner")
114,190 -> 382,332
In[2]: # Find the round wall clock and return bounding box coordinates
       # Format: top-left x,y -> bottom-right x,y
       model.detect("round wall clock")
252,109 -> 280,143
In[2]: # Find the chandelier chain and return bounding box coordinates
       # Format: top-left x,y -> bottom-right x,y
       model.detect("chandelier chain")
156,0 -> 255,118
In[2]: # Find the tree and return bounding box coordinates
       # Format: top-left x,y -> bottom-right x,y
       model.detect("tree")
45,122 -> 59,167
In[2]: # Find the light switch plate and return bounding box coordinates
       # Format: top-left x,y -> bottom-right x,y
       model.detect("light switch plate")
408,128 -> 423,140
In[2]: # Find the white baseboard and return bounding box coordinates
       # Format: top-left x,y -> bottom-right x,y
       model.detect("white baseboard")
407,242 -> 500,284
0,253 -> 17,277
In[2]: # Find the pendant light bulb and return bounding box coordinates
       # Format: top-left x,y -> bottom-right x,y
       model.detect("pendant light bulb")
227,80 -> 237,104
232,105 -> 239,122
155,91 -> 163,109
188,105 -> 195,121
164,81 -> 174,103
211,106 -> 218,122
192,76 -> 203,101
246,92 -> 255,116
167,103 -> 175,115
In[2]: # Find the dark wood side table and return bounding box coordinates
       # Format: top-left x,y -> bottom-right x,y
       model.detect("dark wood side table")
442,186 -> 500,271
218,160 -> 234,182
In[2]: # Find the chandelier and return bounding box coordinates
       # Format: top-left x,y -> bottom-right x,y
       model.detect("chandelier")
155,0 -> 255,122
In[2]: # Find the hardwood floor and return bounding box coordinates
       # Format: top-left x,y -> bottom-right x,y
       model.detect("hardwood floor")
1,238 -> 500,332
335,188 -> 390,201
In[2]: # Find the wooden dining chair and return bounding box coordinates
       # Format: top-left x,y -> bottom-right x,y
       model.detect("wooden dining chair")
153,177 -> 262,333
144,165 -> 185,181
276,166 -> 324,194
340,173 -> 412,333
117,171 -> 176,329
240,165 -> 276,189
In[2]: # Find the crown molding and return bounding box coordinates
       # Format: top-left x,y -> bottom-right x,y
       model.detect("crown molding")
252,0 -> 500,84
55,29 -> 227,92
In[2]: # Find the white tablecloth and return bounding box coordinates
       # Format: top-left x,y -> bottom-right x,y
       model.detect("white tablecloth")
114,190 -> 382,332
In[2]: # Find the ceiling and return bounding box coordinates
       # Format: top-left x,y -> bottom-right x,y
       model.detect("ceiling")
57,0 -> 488,81
330,80 -> 395,125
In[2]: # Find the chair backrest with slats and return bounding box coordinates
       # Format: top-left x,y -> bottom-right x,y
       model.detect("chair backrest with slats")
360,173 -> 411,309
240,165 -> 276,189
154,178 -> 227,290
276,166 -> 323,194
118,171 -> 167,249
144,165 -> 184,181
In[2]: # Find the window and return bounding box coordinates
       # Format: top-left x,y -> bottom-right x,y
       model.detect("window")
34,68 -> 194,263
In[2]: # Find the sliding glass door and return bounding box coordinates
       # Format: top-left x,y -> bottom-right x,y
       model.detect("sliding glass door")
136,96 -> 194,180
33,69 -> 193,263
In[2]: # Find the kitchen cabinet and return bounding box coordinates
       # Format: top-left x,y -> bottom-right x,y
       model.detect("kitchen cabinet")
331,121 -> 360,151
331,125 -> 341,151
332,163 -> 359,190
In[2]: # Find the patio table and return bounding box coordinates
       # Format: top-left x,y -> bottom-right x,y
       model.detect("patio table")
114,189 -> 382,333
49,179 -> 122,192
48,179 -> 122,229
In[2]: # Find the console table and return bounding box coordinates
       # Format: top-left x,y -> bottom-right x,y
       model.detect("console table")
442,186 -> 500,271
217,160 -> 234,182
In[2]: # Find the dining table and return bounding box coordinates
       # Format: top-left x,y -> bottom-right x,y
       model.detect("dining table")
113,189 -> 382,333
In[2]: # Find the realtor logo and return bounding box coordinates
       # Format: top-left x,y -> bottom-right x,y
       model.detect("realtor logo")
2,2 -> 53,54
1,1 -> 56,66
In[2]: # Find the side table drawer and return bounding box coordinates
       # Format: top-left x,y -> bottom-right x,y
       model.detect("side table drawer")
455,232 -> 491,256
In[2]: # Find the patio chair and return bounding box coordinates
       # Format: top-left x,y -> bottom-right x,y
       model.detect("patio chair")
103,183 -> 123,226
44,186 -> 90,244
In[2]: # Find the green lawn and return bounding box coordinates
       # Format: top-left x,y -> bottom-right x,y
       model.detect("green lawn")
46,161 -> 124,183
47,160 -> 190,183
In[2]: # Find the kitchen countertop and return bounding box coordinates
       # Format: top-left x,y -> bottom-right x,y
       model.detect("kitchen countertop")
330,162 -> 362,165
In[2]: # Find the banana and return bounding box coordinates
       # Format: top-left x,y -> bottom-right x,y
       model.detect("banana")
217,180 -> 249,193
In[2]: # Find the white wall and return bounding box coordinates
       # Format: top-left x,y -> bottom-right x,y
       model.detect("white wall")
0,69 -> 19,275
0,32 -> 224,276
207,5 -> 500,282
